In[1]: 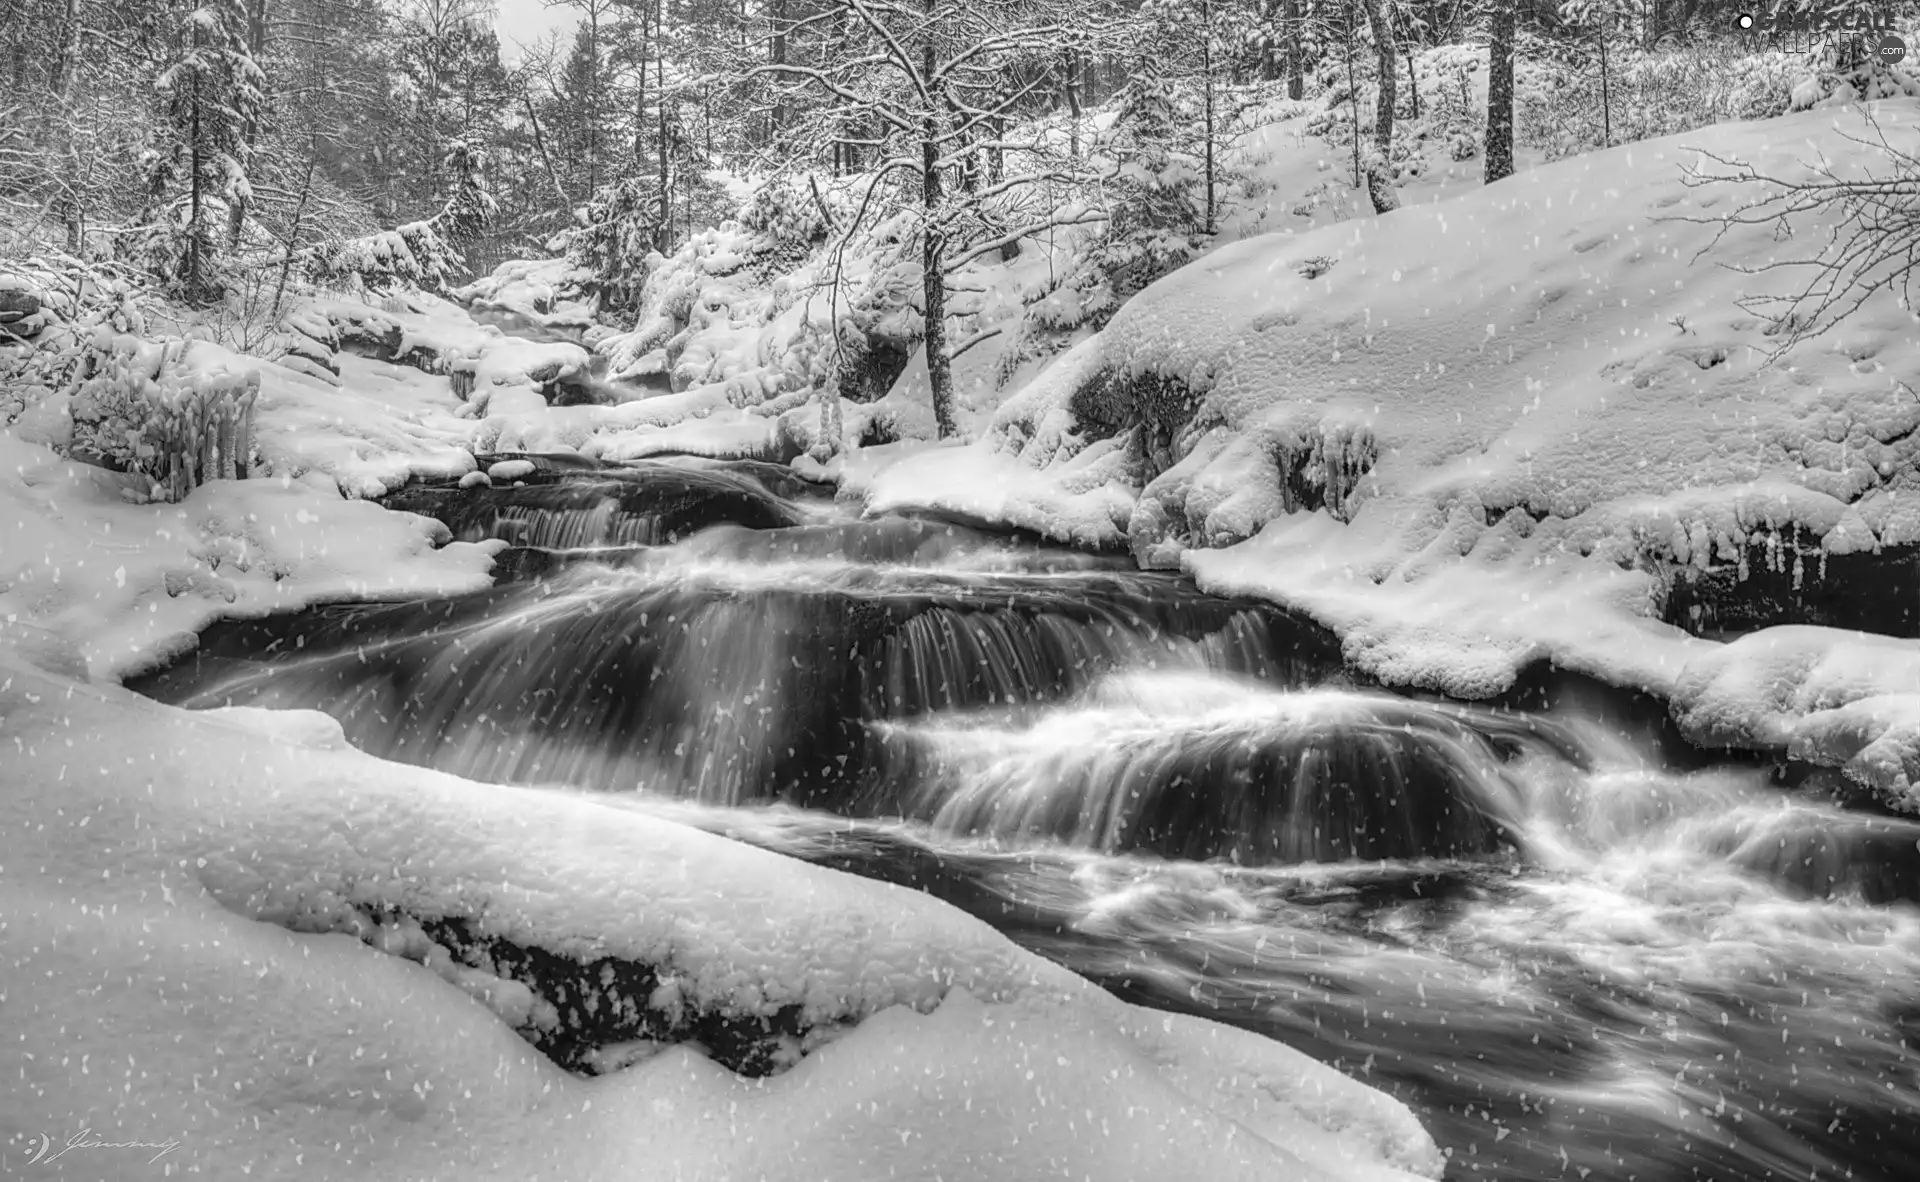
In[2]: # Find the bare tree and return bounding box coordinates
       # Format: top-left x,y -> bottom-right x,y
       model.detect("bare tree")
751,0 -> 1110,437
1679,115 -> 1920,354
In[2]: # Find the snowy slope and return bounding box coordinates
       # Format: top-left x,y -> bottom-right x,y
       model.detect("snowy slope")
0,644 -> 1441,1182
0,431 -> 501,681
860,101 -> 1920,798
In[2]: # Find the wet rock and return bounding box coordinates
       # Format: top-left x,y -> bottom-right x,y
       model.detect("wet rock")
328,308 -> 445,372
0,281 -> 45,339
306,906 -> 820,1077
1662,540 -> 1920,639
837,335 -> 914,404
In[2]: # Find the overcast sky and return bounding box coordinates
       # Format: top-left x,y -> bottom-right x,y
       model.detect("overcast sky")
494,0 -> 579,59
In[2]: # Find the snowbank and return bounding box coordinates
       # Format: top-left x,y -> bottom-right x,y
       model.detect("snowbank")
854,102 -> 1920,794
0,432 -> 501,680
0,647 -> 1442,1182
452,255 -> 598,331
1674,626 -> 1920,810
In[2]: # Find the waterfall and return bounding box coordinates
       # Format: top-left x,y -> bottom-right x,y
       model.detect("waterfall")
130,459 -> 1920,1182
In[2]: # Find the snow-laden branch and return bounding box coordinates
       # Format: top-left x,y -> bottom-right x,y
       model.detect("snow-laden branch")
943,323 -> 1002,360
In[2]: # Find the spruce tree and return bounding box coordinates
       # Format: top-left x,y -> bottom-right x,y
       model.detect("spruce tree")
151,0 -> 265,304
1093,66 -> 1204,303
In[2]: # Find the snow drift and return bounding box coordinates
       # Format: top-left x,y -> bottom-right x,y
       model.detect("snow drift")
0,643 -> 1441,1181
861,101 -> 1920,802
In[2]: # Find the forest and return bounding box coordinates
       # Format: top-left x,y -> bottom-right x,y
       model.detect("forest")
3,0 -> 1907,351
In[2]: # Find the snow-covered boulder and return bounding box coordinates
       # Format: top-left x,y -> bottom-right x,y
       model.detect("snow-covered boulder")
851,102 -> 1920,797
0,273 -> 45,337
0,648 -> 1444,1182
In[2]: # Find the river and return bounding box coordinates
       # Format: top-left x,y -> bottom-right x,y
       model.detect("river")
130,449 -> 1920,1182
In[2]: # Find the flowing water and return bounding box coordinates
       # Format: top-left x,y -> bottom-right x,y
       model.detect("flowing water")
132,456 -> 1920,1182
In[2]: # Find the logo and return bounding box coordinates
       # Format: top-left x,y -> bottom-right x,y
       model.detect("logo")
1733,6 -> 1895,34
22,1129 -> 182,1167
1732,7 -> 1903,56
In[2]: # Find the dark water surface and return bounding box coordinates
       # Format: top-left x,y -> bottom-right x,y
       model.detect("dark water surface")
132,458 -> 1920,1182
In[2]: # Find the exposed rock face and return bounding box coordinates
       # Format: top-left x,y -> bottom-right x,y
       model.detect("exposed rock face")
836,334 -> 914,404
1662,540 -> 1920,639
334,318 -> 444,370
277,312 -> 342,385
318,305 -> 453,373
0,283 -> 44,339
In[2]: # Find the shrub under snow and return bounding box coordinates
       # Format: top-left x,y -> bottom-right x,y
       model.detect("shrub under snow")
305,219 -> 462,295
67,333 -> 259,502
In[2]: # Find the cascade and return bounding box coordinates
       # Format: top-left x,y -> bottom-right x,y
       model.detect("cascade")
130,457 -> 1920,1182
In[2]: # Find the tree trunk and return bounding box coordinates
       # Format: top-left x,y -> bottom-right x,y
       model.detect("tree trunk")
247,0 -> 269,57
1258,0 -> 1279,80
586,5 -> 600,195
49,0 -> 79,98
1343,1 -> 1361,187
1597,20 -> 1611,148
1485,0 -> 1515,183
922,0 -> 956,440
1365,0 -> 1395,156
50,0 -> 82,250
771,0 -> 788,132
271,153 -> 317,322
1405,48 -> 1418,118
1202,0 -> 1216,232
1064,48 -> 1081,157
1285,0 -> 1303,99
189,70 -> 205,302
525,94 -> 573,206
634,3 -> 648,164
655,0 -> 670,250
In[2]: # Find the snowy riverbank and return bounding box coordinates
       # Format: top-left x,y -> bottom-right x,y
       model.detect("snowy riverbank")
0,262 -> 1442,1182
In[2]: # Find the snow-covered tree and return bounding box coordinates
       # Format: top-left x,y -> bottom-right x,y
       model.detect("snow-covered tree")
437,138 -> 498,246
751,0 -> 1110,438
147,0 -> 267,303
1559,0 -> 1641,148
563,176 -> 661,315
1089,66 -> 1204,303
1137,0 -> 1265,232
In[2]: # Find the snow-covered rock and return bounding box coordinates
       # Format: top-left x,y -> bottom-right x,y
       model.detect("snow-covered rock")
0,431 -> 500,680
0,649 -> 1444,1182
857,101 -> 1920,795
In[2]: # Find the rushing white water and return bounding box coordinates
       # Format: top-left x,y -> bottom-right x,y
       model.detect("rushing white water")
631,696 -> 1920,1182
132,461 -> 1920,1182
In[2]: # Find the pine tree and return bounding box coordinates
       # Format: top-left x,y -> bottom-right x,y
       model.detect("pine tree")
437,139 -> 498,244
1091,66 -> 1203,303
151,0 -> 265,304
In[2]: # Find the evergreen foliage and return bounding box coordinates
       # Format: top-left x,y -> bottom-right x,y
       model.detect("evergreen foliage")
145,0 -> 266,304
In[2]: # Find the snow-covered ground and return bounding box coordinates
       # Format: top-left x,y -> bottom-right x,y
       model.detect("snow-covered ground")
861,100 -> 1920,809
6,72 -> 1920,1180
0,215 -> 1441,1182
0,642 -> 1440,1180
